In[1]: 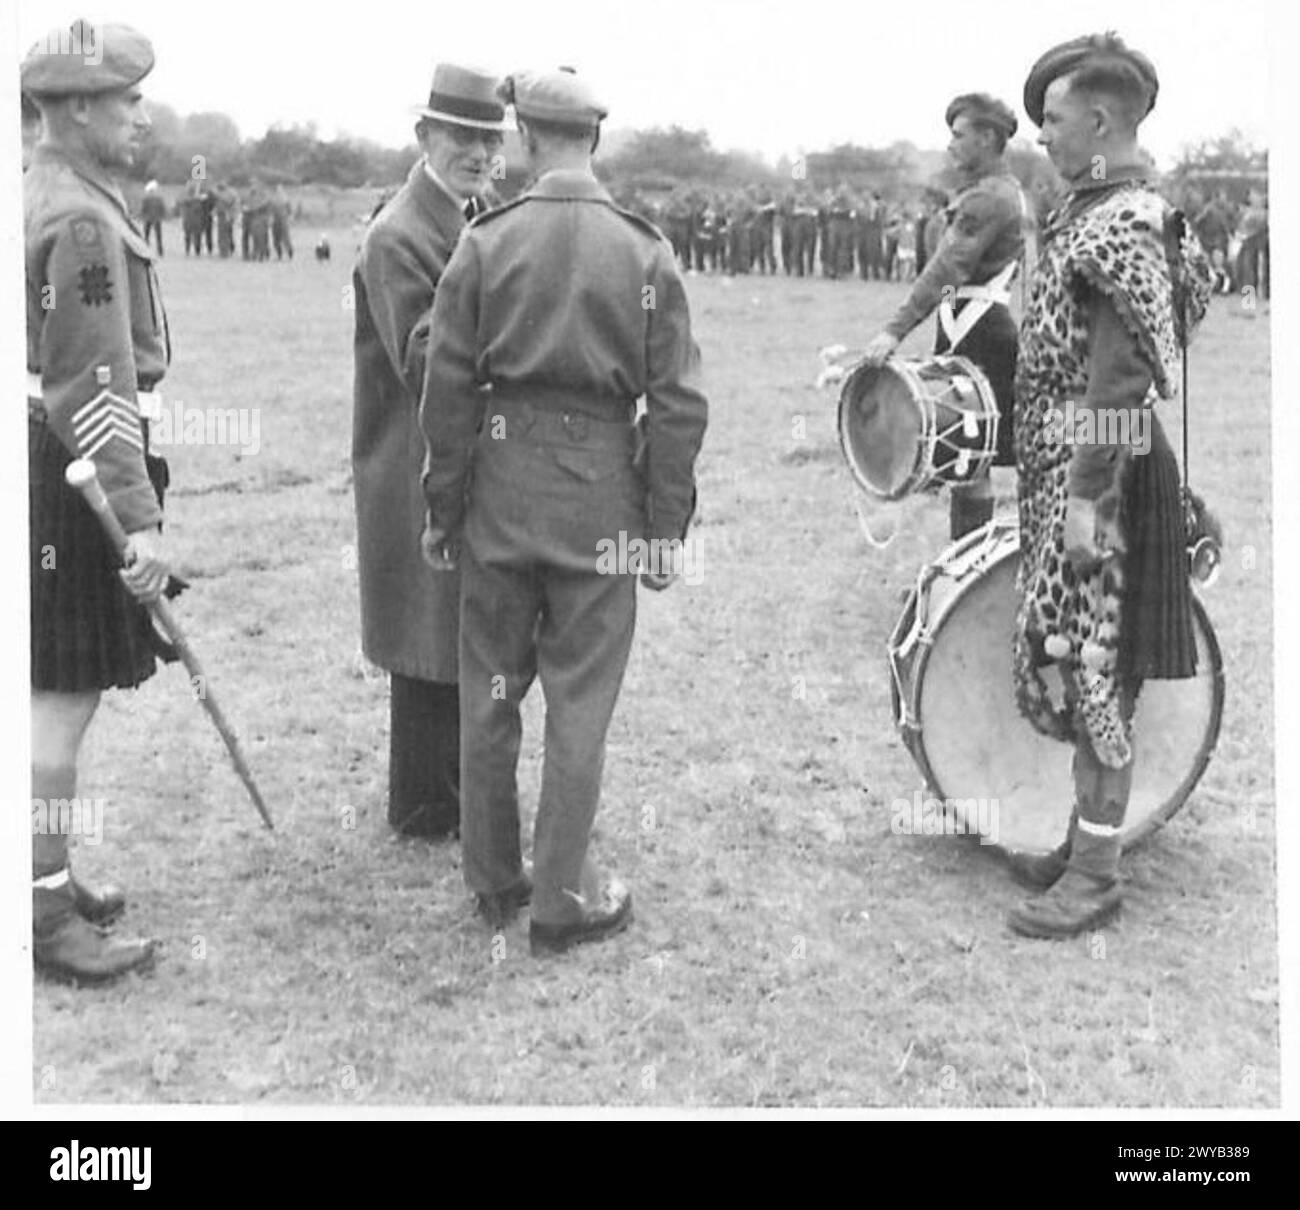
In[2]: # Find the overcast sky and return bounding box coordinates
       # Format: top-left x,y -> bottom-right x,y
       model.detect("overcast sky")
12,0 -> 1277,168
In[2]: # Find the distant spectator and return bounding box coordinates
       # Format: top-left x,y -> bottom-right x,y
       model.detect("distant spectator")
1235,189 -> 1268,300
140,179 -> 166,255
1208,246 -> 1233,295
271,184 -> 294,260
896,212 -> 917,280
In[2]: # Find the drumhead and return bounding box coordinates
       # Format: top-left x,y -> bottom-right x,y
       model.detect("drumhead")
894,530 -> 1224,853
838,362 -> 924,500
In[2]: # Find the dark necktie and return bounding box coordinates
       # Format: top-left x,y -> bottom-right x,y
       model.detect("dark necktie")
463,197 -> 479,222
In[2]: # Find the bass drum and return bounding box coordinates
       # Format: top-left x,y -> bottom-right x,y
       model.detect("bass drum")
887,519 -> 1224,853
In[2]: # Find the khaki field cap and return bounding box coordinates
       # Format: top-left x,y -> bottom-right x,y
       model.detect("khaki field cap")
499,67 -> 608,129
21,18 -> 155,98
417,63 -> 509,130
1023,31 -> 1159,127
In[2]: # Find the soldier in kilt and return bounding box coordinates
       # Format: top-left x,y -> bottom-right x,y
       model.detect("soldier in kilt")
24,20 -> 183,983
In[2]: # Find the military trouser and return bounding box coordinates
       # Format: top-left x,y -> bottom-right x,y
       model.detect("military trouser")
780,223 -> 796,273
828,222 -> 855,278
793,221 -> 817,275
458,399 -> 643,924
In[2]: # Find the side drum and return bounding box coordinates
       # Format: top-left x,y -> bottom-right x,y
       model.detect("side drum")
838,354 -> 999,501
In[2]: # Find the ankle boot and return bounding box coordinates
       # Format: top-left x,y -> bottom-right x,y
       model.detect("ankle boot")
1005,807 -> 1077,890
69,872 -> 127,926
33,874 -> 155,984
1007,826 -> 1122,938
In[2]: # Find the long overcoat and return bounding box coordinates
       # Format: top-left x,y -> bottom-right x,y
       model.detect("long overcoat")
352,162 -> 466,680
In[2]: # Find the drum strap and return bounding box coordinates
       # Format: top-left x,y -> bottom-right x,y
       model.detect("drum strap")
938,260 -> 1019,352
1162,209 -> 1192,493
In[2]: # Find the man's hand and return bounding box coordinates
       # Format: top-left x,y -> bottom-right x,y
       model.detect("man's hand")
421,520 -> 460,571
861,330 -> 901,367
640,569 -> 678,592
120,528 -> 169,603
1062,495 -> 1106,574
639,537 -> 683,591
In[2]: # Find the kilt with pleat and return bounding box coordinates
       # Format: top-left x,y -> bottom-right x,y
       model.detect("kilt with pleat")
29,416 -> 173,693
1117,412 -> 1198,684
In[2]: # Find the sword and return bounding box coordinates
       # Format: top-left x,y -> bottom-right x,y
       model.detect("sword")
65,459 -> 274,830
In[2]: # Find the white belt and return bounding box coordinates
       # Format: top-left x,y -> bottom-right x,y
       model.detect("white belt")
27,373 -> 162,420
938,260 -> 1018,352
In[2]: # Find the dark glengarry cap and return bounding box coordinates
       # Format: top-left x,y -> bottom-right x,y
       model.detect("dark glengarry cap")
1023,31 -> 1158,127
21,19 -> 154,98
499,67 -> 608,129
945,92 -> 1018,139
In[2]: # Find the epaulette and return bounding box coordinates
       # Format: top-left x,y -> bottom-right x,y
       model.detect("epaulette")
607,202 -> 668,243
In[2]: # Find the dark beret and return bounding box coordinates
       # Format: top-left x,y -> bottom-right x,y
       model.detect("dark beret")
1023,31 -> 1158,127
946,93 -> 1018,139
21,18 -> 154,98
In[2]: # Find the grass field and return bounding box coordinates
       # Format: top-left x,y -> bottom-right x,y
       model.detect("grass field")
33,227 -> 1277,1108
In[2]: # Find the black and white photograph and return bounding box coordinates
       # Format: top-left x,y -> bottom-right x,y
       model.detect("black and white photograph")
3,0 -> 1293,1126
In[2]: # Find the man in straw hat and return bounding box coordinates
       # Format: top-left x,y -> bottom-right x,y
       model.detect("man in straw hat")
352,63 -> 507,844
23,18 -> 180,982
862,91 -> 1026,540
419,68 -> 708,955
1006,32 -> 1213,937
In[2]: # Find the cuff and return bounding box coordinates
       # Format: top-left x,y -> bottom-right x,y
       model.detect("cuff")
109,481 -> 164,534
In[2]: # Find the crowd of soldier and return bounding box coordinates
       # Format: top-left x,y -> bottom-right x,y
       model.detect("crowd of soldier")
135,178 -> 296,262
624,183 -> 955,281
1178,184 -> 1270,298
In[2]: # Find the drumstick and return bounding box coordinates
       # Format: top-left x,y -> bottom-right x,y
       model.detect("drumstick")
65,459 -> 274,830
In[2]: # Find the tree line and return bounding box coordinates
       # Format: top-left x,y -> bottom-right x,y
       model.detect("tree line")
127,104 -> 1264,205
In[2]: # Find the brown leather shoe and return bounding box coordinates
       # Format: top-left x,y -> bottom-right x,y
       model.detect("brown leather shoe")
530,880 -> 633,956
475,876 -> 533,929
34,915 -> 156,985
69,874 -> 127,926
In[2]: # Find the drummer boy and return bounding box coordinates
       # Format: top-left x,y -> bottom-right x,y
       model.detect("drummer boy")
861,93 -> 1025,540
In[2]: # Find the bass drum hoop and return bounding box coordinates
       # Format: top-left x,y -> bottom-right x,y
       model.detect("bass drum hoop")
887,525 -> 1224,853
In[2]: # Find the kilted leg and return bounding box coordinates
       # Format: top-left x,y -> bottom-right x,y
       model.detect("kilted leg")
458,549 -> 540,897
530,566 -> 637,925
1009,675 -> 1140,938
30,419 -> 170,693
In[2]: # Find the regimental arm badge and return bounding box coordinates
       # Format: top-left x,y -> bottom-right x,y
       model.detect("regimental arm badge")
78,264 -> 113,306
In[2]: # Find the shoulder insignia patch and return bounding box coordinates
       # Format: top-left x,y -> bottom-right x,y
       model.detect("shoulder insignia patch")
71,218 -> 103,249
78,264 -> 113,306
